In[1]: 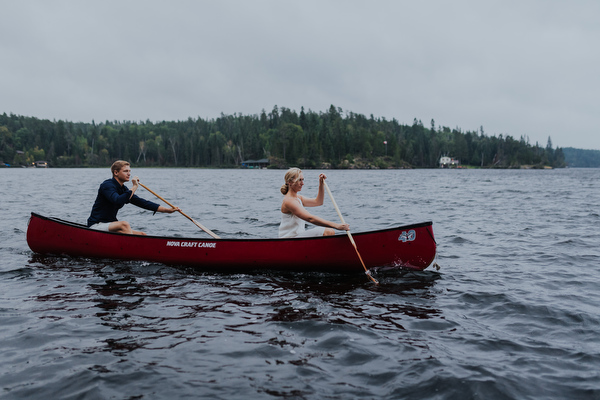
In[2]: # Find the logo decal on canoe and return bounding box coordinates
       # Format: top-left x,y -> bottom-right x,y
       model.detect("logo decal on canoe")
398,230 -> 416,242
166,240 -> 216,249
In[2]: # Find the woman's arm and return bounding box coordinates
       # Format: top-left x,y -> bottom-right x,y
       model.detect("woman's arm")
300,174 -> 326,207
283,196 -> 348,231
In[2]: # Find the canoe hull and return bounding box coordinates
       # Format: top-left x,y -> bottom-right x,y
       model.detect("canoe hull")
26,213 -> 437,273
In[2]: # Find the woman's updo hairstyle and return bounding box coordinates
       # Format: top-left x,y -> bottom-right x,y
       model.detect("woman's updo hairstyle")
280,167 -> 302,195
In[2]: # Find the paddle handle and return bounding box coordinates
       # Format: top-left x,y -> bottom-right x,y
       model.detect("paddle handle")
324,182 -> 346,224
138,182 -> 221,239
323,182 -> 357,247
323,181 -> 378,284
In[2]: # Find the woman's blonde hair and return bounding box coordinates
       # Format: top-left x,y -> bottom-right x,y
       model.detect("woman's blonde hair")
280,167 -> 302,195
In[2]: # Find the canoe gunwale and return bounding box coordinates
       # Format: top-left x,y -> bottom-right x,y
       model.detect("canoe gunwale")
28,212 -> 434,242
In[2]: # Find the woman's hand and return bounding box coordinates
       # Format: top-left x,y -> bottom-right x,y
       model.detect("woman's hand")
318,173 -> 327,185
337,223 -> 350,231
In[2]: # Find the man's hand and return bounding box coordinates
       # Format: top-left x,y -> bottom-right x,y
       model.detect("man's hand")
157,206 -> 181,214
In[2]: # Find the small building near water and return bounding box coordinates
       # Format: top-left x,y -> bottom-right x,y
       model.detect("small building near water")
33,161 -> 49,168
241,158 -> 270,169
439,156 -> 460,168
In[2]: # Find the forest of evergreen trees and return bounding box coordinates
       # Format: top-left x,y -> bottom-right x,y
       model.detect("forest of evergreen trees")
562,148 -> 600,168
0,105 -> 566,169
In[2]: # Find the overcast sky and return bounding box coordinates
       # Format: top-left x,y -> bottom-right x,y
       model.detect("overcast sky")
1,0 -> 599,150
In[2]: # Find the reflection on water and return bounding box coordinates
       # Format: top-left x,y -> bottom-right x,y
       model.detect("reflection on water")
29,254 -> 445,360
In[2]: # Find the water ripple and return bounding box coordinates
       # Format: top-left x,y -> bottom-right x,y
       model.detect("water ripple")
1,168 -> 599,399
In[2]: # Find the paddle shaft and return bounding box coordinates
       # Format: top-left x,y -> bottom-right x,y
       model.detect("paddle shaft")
323,181 -> 378,284
138,182 -> 221,239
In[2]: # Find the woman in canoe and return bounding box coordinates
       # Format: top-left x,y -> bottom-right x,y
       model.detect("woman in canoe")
279,168 -> 349,238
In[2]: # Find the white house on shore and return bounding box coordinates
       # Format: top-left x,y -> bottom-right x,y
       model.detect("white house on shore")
439,156 -> 460,168
33,161 -> 49,168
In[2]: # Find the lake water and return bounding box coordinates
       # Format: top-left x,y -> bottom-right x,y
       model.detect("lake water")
1,167 -> 599,399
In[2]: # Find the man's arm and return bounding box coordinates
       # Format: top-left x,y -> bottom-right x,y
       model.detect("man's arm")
100,180 -> 132,207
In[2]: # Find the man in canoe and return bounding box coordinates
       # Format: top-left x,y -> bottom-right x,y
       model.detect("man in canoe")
279,167 -> 349,238
87,160 -> 179,235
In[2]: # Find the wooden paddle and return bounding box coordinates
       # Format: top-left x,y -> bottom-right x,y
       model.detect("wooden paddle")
323,181 -> 379,285
138,182 -> 221,239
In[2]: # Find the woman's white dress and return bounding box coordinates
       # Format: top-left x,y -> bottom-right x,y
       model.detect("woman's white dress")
279,196 -> 326,238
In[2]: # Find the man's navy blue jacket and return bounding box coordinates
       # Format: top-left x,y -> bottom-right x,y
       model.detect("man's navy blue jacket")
87,177 -> 159,227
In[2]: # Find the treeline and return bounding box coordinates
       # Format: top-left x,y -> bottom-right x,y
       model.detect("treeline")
0,105 -> 565,169
562,147 -> 600,168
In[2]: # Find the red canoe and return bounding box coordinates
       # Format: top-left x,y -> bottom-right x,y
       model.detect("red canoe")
26,212 -> 437,273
